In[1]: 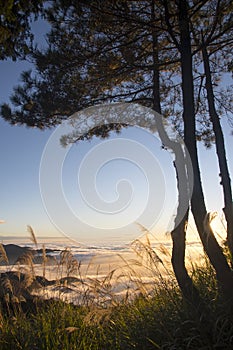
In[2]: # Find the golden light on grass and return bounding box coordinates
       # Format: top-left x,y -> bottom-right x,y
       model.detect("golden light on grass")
27,225 -> 38,247
0,244 -> 9,265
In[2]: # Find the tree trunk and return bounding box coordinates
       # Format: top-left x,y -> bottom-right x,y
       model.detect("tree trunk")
171,146 -> 201,305
171,213 -> 202,304
202,42 -> 233,260
151,1 -> 201,304
178,0 -> 233,300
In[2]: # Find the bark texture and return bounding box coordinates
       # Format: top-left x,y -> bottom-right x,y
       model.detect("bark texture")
178,0 -> 233,300
202,42 -> 233,260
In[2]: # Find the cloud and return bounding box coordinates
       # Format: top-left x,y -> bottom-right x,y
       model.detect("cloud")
0,220 -> 5,224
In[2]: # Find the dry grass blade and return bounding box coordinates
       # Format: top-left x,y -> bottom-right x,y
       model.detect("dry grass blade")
64,327 -> 78,334
136,222 -> 151,235
59,248 -> 79,278
2,277 -> 13,293
131,238 -> 163,266
22,272 -> 34,289
0,243 -> 9,265
17,251 -> 34,265
11,295 -> 19,303
203,212 -> 218,239
27,225 -> 38,247
158,244 -> 170,257
42,244 -> 47,279
17,251 -> 35,277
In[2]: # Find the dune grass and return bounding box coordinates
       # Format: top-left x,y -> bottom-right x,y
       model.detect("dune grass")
1,228 -> 233,349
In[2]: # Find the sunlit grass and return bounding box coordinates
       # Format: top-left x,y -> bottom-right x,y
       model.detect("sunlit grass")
0,225 -> 233,349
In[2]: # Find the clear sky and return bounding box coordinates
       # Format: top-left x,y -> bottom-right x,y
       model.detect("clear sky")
0,19 -> 232,245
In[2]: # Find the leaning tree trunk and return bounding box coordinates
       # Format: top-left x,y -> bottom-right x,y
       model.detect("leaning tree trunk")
202,42 -> 233,260
153,99 -> 202,304
171,146 -> 201,305
151,0 -> 201,305
178,0 -> 233,300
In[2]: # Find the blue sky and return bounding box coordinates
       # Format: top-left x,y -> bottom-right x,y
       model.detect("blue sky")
0,19 -> 232,245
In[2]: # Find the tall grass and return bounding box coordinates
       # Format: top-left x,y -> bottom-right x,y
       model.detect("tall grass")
1,268 -> 233,350
1,226 -> 233,349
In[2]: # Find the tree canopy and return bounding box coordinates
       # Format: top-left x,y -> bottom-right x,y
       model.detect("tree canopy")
1,0 -> 232,142
0,0 -> 44,60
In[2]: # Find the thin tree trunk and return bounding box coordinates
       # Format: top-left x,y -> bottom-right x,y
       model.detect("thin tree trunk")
171,146 -> 201,305
151,0 -> 201,304
171,216 -> 202,304
202,42 -> 233,260
178,0 -> 233,300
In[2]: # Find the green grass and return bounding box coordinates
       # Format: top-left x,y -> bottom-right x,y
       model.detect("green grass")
1,261 -> 233,350
1,228 -> 233,349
